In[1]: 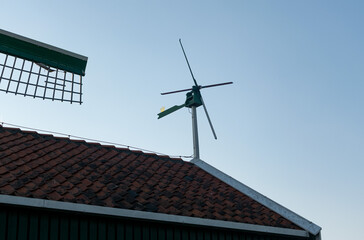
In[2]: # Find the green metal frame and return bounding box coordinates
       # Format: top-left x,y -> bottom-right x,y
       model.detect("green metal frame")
0,29 -> 87,76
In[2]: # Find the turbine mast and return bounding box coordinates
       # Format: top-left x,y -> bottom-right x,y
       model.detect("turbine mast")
191,106 -> 200,159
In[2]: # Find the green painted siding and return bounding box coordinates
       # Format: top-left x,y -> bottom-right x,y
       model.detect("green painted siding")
0,205 -> 308,240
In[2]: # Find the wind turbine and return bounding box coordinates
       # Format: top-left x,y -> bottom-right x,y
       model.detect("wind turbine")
158,39 -> 233,160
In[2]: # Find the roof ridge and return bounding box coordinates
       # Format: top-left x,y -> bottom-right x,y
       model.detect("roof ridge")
0,124 -> 186,163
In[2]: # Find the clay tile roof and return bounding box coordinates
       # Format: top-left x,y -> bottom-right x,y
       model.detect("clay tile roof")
0,125 -> 302,230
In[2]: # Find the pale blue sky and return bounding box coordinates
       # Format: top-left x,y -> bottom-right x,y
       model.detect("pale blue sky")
1,1 -> 363,239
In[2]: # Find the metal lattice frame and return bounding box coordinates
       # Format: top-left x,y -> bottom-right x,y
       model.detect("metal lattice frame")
0,52 -> 82,104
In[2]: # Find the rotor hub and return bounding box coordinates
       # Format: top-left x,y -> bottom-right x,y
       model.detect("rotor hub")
185,86 -> 202,108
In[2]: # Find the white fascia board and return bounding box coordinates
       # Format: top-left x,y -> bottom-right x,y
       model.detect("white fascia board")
0,28 -> 88,61
191,158 -> 322,236
0,194 -> 308,238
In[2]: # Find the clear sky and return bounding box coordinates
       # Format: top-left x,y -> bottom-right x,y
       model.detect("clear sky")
1,1 -> 363,239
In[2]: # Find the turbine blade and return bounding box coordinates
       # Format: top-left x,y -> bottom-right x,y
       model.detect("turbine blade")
161,82 -> 233,95
200,82 -> 233,90
179,39 -> 198,87
161,87 -> 192,95
200,95 -> 217,140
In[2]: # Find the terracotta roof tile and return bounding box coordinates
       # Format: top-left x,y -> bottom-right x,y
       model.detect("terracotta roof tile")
0,126 -> 303,230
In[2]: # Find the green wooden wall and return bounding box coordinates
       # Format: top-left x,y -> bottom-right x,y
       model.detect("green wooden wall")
0,205 -> 307,240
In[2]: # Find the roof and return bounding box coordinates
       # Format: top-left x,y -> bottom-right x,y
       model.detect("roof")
0,125 -> 321,237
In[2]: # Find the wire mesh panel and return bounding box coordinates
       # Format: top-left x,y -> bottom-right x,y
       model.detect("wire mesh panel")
0,52 -> 83,104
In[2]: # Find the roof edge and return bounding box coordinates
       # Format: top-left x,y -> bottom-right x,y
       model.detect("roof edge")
191,158 -> 322,236
0,29 -> 87,75
0,28 -> 88,61
0,194 -> 308,238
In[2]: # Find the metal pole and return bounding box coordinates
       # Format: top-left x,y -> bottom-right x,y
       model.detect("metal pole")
191,106 -> 200,159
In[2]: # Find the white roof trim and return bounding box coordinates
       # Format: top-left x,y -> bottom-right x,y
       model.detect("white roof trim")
191,158 -> 321,236
0,194 -> 308,238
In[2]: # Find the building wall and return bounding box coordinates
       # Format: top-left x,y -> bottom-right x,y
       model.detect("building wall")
0,204 -> 307,240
